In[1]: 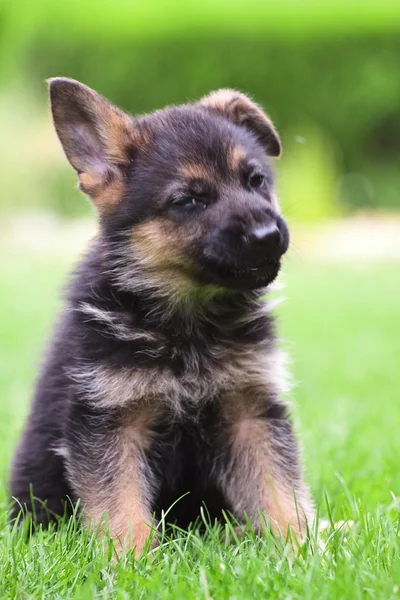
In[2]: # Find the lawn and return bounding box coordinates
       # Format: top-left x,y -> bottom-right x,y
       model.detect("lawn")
0,245 -> 399,599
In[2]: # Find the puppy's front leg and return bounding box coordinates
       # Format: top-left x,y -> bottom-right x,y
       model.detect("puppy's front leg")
65,404 -> 154,558
218,393 -> 312,541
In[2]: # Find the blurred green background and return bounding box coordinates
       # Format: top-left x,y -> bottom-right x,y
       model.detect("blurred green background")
1,5 -> 400,595
0,0 -> 399,220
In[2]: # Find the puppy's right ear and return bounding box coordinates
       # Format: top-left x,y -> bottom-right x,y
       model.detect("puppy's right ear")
199,89 -> 281,157
48,77 -> 137,212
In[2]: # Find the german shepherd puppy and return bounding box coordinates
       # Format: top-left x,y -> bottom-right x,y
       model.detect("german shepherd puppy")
10,79 -> 312,556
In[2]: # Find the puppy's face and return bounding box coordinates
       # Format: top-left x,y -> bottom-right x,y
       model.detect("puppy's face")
50,79 -> 289,293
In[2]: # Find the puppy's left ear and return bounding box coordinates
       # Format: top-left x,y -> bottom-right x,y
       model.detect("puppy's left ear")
48,77 -> 138,212
199,89 -> 281,157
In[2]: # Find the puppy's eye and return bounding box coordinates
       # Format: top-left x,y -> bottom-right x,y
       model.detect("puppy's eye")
248,173 -> 265,189
172,196 -> 206,209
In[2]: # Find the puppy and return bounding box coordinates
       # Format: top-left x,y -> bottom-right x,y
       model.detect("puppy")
10,79 -> 312,556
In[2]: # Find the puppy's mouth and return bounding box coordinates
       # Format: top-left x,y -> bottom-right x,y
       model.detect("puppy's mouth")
198,257 -> 281,290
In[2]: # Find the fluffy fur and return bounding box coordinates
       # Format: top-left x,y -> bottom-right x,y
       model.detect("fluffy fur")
10,79 -> 312,556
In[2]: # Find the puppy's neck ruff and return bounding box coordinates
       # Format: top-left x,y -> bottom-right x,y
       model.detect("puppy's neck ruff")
102,232 -> 272,330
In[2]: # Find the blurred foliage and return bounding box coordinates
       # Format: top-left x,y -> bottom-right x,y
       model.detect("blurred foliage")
0,0 -> 399,219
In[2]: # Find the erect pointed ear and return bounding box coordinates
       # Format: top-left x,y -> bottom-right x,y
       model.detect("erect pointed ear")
48,77 -> 137,211
199,89 -> 281,157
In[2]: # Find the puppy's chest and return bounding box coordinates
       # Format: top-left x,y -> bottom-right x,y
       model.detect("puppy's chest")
74,335 -> 283,412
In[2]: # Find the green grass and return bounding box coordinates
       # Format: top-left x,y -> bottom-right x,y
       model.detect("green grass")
0,248 -> 399,598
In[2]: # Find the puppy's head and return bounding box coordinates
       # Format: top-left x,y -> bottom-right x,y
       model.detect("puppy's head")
49,78 -> 288,294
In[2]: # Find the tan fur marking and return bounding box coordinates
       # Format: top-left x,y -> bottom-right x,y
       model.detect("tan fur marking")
105,111 -> 152,165
96,178 -> 126,213
227,144 -> 245,171
87,109 -> 138,211
78,171 -> 102,196
218,379 -> 312,541
130,219 -> 204,301
82,419 -> 154,558
105,111 -> 134,164
180,163 -> 213,182
230,416 -> 308,539
78,171 -> 126,213
132,219 -> 184,269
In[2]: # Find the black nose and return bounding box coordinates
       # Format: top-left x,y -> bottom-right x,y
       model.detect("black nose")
245,223 -> 281,258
